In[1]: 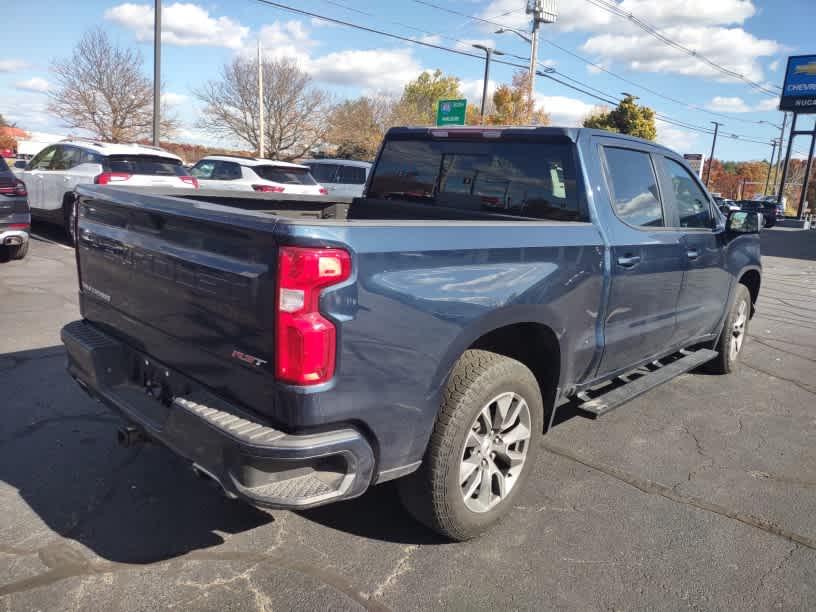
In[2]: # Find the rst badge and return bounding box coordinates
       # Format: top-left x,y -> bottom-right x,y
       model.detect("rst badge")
231,350 -> 268,368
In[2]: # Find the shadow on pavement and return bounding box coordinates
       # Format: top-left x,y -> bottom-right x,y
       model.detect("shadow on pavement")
30,219 -> 72,246
0,346 -> 271,565
760,226 -> 816,261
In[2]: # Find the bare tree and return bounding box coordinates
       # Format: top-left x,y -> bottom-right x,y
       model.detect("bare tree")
325,94 -> 396,160
195,57 -> 332,161
48,29 -> 177,142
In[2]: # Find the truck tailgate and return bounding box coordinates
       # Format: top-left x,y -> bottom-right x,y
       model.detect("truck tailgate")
75,186 -> 280,416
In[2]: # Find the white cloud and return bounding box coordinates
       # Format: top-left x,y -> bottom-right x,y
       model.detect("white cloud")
456,38 -> 495,52
756,98 -> 779,111
309,17 -> 338,29
707,96 -> 751,113
535,94 -> 597,126
0,59 -> 28,72
161,92 -> 187,106
768,59 -> 780,71
581,26 -> 780,83
105,2 -> 249,49
415,34 -> 441,45
15,77 -> 50,93
307,49 -> 423,93
460,78 -> 498,107
655,121 -> 699,154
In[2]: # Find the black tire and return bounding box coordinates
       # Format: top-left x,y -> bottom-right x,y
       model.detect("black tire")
398,349 -> 543,541
63,195 -> 77,246
705,284 -> 751,374
9,241 -> 29,260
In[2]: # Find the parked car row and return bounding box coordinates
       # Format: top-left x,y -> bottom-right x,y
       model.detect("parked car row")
713,196 -> 783,228
9,137 -> 373,244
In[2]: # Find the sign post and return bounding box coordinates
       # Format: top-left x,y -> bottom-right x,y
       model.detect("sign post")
436,99 -> 467,126
683,153 -> 705,179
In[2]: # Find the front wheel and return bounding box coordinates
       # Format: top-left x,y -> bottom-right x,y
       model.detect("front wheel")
398,350 -> 543,541
705,284 -> 751,374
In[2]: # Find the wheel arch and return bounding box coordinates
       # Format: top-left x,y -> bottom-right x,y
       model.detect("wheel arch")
738,267 -> 761,317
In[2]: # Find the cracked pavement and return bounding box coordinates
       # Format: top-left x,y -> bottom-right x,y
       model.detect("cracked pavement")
1,225 -> 815,610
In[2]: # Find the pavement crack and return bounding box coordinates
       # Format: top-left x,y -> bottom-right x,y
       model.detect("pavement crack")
753,543 -> 798,603
370,544 -> 419,600
740,362 -> 816,396
541,441 -> 816,552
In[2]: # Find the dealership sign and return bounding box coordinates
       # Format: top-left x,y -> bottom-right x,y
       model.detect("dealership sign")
780,55 -> 816,113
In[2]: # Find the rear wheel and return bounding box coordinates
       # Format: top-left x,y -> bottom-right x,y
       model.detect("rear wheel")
398,349 -> 543,541
63,195 -> 77,246
705,284 -> 751,374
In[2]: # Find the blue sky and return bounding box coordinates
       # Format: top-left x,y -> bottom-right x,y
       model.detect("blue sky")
1,0 -> 813,160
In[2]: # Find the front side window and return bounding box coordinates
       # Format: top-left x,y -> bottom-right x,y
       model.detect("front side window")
662,157 -> 713,229
191,160 -> 216,179
367,137 -> 584,221
306,163 -> 340,183
339,165 -> 367,185
213,161 -> 242,180
28,146 -> 57,170
254,165 -> 318,185
603,147 -> 664,228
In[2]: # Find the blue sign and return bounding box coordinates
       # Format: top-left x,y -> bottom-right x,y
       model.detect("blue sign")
780,55 -> 816,113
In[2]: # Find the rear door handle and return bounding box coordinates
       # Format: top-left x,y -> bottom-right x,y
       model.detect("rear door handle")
616,255 -> 641,268
686,249 -> 699,260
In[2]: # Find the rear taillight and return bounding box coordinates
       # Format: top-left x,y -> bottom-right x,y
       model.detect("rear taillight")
276,246 -> 351,385
13,180 -> 26,197
9,223 -> 29,230
319,187 -> 328,195
253,184 -> 285,193
179,176 -> 199,188
95,172 -> 131,185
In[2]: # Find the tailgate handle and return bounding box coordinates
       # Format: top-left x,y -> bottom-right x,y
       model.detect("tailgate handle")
686,249 -> 700,260
616,255 -> 641,268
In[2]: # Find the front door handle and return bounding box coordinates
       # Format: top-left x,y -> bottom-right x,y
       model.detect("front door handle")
686,249 -> 700,260
616,255 -> 641,268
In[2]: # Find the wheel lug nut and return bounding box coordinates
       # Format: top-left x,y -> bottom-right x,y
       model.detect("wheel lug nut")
489,451 -> 496,459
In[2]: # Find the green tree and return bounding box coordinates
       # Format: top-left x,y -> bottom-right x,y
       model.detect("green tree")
393,69 -> 463,125
583,95 -> 656,140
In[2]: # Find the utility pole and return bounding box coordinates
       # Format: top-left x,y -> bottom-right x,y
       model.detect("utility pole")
705,121 -> 722,188
473,45 -> 504,121
152,0 -> 161,146
764,139 -> 778,195
525,1 -> 557,110
258,39 -> 265,158
774,112 -> 788,192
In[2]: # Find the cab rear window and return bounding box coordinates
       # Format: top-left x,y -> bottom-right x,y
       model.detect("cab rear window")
107,155 -> 185,176
367,137 -> 584,221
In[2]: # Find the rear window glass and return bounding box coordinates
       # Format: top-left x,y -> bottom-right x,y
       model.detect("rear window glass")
254,165 -> 317,185
107,155 -> 184,176
306,163 -> 339,183
367,137 -> 584,221
339,165 -> 367,184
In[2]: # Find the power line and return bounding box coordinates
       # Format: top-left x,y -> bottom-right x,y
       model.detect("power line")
582,0 -> 780,97
253,0 -> 774,147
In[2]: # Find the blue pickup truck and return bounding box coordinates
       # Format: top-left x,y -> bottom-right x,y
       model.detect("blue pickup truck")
61,127 -> 762,540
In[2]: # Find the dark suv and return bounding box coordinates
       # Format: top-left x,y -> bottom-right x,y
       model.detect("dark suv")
0,156 -> 30,260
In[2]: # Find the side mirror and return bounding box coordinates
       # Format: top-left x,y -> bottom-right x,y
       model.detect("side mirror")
726,210 -> 761,235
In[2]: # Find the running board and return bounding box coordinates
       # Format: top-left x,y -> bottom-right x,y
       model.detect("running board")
576,349 -> 718,417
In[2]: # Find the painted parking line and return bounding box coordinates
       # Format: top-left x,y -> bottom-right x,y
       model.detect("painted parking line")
29,233 -> 74,251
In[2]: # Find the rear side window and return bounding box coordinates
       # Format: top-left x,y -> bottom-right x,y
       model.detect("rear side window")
107,155 -> 184,176
254,165 -> 317,185
661,157 -> 713,229
367,138 -> 584,221
603,147 -> 664,228
213,161 -> 242,180
339,165 -> 367,185
307,163 -> 340,183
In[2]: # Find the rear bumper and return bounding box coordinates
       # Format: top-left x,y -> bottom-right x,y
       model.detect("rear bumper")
0,228 -> 28,247
61,320 -> 375,509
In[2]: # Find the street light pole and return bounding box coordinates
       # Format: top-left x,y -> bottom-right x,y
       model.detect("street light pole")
473,45 -> 503,122
152,0 -> 161,146
705,121 -> 722,188
764,139 -> 777,195
258,39 -> 265,158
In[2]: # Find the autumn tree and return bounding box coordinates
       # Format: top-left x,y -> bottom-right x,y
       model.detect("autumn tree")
392,69 -> 463,125
48,29 -> 177,142
583,95 -> 656,140
196,57 -> 331,161
0,114 -> 17,152
486,71 -> 550,126
325,95 -> 395,160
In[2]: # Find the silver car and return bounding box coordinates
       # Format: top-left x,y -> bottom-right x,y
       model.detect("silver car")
302,159 -> 371,198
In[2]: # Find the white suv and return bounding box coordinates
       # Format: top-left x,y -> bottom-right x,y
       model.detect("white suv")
21,139 -> 197,243
302,159 -> 371,198
190,155 -> 327,196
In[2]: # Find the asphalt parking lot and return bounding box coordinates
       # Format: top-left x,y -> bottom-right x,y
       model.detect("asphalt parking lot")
1,223 -> 815,610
